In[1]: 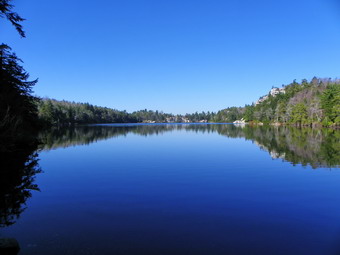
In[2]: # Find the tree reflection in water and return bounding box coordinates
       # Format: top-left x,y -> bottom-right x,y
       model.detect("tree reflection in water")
1,124 -> 337,226
0,143 -> 41,228
0,124 -> 338,254
40,124 -> 340,169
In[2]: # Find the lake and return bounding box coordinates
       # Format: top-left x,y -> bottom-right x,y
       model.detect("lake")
1,124 -> 340,255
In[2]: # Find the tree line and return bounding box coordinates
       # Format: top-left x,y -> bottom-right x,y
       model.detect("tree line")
11,76 -> 340,128
213,78 -> 340,126
37,98 -> 216,125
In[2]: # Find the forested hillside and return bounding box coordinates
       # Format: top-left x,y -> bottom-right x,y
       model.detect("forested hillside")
38,99 -> 137,125
214,78 -> 340,126
37,78 -> 339,126
37,98 -> 215,125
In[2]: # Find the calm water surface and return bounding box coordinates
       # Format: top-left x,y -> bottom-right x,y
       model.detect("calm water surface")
1,124 -> 340,255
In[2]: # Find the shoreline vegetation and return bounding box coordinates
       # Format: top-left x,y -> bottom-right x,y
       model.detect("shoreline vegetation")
231,78 -> 340,128
37,78 -> 340,128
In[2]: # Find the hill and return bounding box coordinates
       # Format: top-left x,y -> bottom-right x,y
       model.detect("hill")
214,78 -> 340,126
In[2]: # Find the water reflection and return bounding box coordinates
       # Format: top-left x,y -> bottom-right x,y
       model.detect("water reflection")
40,124 -> 340,168
1,124 -> 339,255
217,125 -> 340,169
0,143 -> 41,228
0,141 -> 41,254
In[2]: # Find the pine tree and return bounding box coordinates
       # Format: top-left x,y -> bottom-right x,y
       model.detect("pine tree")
1,0 -> 40,146
290,103 -> 308,125
0,44 -> 39,140
0,0 -> 25,37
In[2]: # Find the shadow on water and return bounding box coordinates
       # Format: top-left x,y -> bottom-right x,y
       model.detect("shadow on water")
0,140 -> 41,254
40,124 -> 340,169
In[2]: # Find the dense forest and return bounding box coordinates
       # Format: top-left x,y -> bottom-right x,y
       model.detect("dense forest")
213,78 -> 340,126
37,98 -> 216,125
38,78 -> 340,127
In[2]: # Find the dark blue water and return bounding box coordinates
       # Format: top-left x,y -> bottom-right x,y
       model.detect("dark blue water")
1,124 -> 340,255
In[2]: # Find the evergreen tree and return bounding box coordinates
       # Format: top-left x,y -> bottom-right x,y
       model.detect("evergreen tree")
290,103 -> 308,125
0,44 -> 39,143
0,0 -> 25,37
0,0 -> 40,148
320,84 -> 340,124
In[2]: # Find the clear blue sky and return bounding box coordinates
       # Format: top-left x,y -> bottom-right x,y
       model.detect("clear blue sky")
1,0 -> 340,114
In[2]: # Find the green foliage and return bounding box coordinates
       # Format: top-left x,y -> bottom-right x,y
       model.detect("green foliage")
213,107 -> 244,122
38,99 -> 216,126
242,78 -> 340,126
243,105 -> 254,121
184,111 -> 215,122
290,103 -> 308,125
38,99 -> 138,125
320,84 -> 340,124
